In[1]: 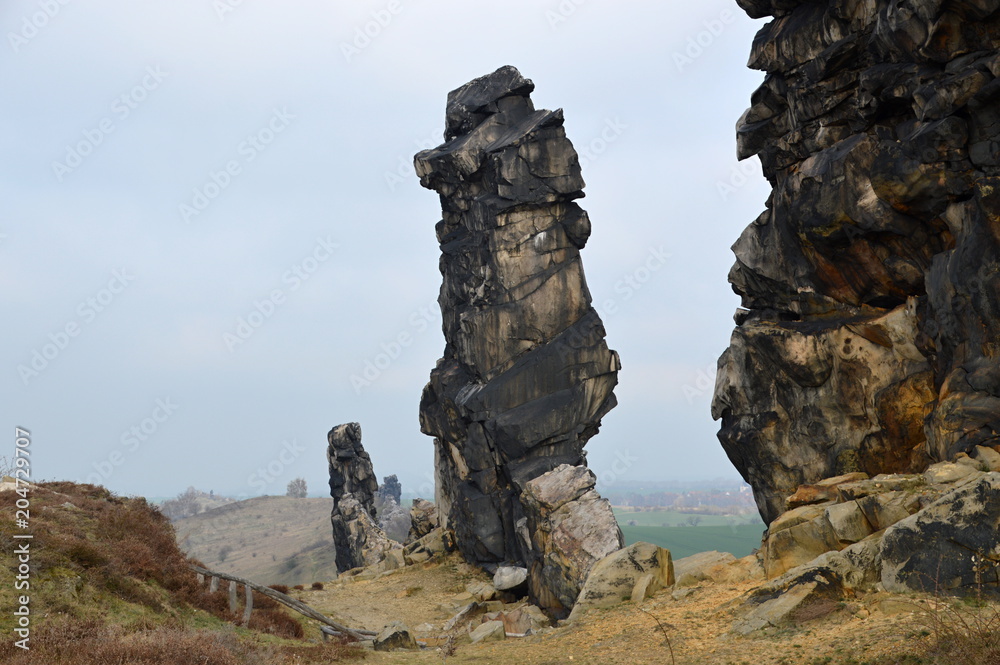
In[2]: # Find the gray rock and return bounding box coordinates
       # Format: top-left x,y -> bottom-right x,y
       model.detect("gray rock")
327,423 -> 389,572
415,66 -> 620,609
493,565 -> 528,592
373,622 -> 417,651
881,472 -> 1000,596
521,464 -> 624,615
376,497 -> 411,544
406,498 -> 438,544
568,541 -> 673,621
673,551 -> 738,587
469,620 -> 506,643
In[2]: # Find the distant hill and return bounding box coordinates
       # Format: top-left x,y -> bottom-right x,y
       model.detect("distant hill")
173,495 -> 340,587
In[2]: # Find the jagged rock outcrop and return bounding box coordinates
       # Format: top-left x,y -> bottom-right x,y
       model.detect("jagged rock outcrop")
405,498 -> 438,544
376,474 -> 402,505
327,423 -> 392,571
414,65 -> 622,612
713,0 -> 1000,526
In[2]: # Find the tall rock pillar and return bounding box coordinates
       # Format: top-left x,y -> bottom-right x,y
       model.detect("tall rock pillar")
415,66 -> 623,611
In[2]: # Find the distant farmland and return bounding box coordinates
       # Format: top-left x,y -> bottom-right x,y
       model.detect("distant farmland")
614,508 -> 765,559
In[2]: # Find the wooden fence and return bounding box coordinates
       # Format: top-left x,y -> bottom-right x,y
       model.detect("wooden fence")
189,564 -> 374,641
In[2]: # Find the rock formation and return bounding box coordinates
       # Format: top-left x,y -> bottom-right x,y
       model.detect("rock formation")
376,474 -> 402,505
713,0 -> 1000,526
415,65 -> 623,612
327,423 -> 393,571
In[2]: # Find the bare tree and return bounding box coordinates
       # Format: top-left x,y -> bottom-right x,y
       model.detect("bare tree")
286,477 -> 308,498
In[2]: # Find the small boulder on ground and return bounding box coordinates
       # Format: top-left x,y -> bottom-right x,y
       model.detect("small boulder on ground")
470,620 -> 506,643
568,542 -> 674,620
373,622 -> 417,651
493,565 -> 528,592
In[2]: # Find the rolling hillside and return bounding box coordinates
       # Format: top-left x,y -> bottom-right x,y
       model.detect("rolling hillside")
174,496 -> 340,587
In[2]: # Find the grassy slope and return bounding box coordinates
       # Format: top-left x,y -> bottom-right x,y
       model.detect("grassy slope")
174,496 -> 340,587
0,482 -> 360,665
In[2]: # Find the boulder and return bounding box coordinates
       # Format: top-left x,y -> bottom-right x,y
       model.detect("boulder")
493,565 -> 529,592
373,622 -> 417,651
469,620 -> 506,643
568,542 -> 674,621
406,498 -> 438,544
403,526 -> 456,565
881,472 -> 1000,596
497,604 -> 549,635
521,465 -> 624,615
415,66 -> 621,602
673,551 -> 738,587
975,445 -> 1000,472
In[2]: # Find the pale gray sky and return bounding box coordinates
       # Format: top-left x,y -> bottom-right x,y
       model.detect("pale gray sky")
2,0 -> 769,499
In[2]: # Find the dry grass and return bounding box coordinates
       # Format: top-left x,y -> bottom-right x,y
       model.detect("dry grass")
0,619 -> 364,665
917,596 -> 1000,665
0,482 -> 348,664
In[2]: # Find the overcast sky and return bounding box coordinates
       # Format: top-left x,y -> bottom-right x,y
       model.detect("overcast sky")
2,0 -> 770,500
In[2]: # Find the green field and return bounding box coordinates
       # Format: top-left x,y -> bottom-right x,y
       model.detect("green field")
612,508 -> 765,559
613,508 -> 763,528
619,524 -> 765,559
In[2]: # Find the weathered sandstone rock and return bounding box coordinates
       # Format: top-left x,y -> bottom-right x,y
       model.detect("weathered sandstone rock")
568,541 -> 674,621
415,65 -> 622,609
521,464 -> 623,615
327,423 -> 391,571
714,0 -> 1000,526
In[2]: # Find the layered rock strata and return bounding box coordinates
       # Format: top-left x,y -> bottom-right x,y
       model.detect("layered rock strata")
713,0 -> 1000,525
415,65 -> 622,611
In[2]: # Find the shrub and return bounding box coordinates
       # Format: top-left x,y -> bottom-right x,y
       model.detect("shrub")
311,582 -> 324,590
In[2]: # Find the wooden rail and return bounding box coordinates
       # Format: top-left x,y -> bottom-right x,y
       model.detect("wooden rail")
189,564 -> 372,641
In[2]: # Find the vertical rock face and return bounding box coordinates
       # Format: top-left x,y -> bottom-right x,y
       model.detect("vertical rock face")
415,66 -> 622,606
327,422 -> 390,571
714,1 -> 1000,524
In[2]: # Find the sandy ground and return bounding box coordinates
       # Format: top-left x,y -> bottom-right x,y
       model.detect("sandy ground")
289,553 -> 941,665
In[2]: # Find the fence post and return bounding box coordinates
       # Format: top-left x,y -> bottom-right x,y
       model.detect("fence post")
229,581 -> 238,614
242,584 -> 253,625
196,573 -> 205,586
210,576 -> 219,593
